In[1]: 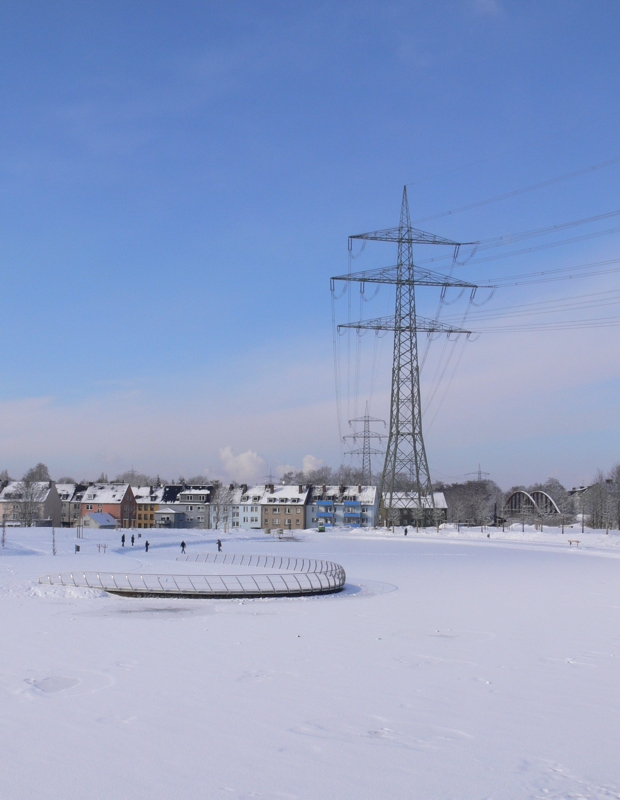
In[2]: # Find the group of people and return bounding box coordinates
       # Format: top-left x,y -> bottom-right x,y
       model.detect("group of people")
119,533 -> 222,553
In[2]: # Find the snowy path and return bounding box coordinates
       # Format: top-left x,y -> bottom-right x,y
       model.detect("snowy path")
1,527 -> 619,799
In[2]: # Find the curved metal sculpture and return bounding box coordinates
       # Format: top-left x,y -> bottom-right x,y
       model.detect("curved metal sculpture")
38,553 -> 346,598
504,490 -> 560,516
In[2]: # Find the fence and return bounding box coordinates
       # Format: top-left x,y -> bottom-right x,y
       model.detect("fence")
38,553 -> 346,598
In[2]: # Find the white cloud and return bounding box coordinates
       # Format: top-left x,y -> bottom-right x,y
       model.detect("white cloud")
218,447 -> 266,483
302,455 -> 324,473
471,0 -> 500,15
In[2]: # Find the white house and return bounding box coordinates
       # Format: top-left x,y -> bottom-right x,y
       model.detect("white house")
0,481 -> 62,527
230,484 -> 267,530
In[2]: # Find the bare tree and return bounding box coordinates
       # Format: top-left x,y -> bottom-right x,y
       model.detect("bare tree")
24,463 -> 51,482
114,470 -> 167,485
441,480 -> 503,526
209,481 -> 235,530
185,474 -> 209,485
11,479 -> 48,527
583,471 -> 608,529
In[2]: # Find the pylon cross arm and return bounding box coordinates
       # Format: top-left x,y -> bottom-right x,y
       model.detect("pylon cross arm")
349,227 -> 471,246
332,264 -> 483,289
338,315 -> 472,335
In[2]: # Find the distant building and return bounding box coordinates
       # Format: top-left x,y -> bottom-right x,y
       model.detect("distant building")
154,506 -> 187,528
260,484 -> 310,531
131,485 -> 185,529
306,485 -> 379,528
83,512 -> 117,529
176,485 -> 213,528
80,483 -> 136,528
228,484 -> 267,530
381,491 -> 448,526
0,481 -> 62,527
56,483 -> 88,527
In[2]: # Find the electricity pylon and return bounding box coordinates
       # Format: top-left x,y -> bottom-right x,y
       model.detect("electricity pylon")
343,402 -> 386,485
466,465 -> 490,482
332,186 -> 479,522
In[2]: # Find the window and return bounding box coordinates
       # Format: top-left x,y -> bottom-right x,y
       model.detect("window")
138,514 -> 142,521
86,504 -> 93,510
296,508 -> 301,514
296,519 -> 301,525
286,508 -> 292,514
243,517 -> 248,523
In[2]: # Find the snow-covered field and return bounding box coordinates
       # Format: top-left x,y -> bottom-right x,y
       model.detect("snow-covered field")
2,524 -> 620,799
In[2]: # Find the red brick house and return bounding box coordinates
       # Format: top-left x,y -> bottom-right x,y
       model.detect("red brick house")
80,483 -> 136,528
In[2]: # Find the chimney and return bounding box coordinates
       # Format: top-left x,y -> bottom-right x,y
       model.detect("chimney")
322,485 -> 326,494
270,484 -> 275,493
298,485 -> 303,494
242,484 -> 248,494
358,485 -> 362,493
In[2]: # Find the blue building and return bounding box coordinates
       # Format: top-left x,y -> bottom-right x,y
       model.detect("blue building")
306,485 -> 378,528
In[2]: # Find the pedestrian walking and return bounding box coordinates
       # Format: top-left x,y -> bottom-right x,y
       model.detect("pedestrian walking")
145,540 -> 150,552
181,541 -> 186,554
404,527 -> 408,536
131,534 -> 135,546
121,533 -> 125,547
217,539 -> 222,552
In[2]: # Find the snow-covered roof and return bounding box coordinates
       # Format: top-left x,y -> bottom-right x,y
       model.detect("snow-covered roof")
56,483 -> 74,498
262,484 -> 310,504
309,485 -> 378,504
84,512 -> 117,528
81,484 -> 131,504
155,506 -> 186,515
0,481 -> 53,502
131,485 -> 166,504
177,486 -> 211,502
383,491 -> 447,509
238,485 -> 269,504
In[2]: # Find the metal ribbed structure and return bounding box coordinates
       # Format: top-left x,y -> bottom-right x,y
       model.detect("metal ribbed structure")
38,553 -> 346,598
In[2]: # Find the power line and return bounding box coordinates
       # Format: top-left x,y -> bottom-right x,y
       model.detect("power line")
411,156 -> 620,224
407,109 -> 620,188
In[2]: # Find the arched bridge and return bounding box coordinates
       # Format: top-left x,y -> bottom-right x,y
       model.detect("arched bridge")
504,490 -> 560,516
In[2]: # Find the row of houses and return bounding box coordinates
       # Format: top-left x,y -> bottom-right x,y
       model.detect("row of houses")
0,480 -> 384,529
0,478 -> 448,529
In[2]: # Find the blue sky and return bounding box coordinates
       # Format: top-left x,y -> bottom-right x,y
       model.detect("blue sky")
1,0 -> 620,487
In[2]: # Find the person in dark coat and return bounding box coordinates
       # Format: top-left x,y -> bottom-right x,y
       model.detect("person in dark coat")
217,539 -> 222,552
131,534 -> 135,546
181,541 -> 186,554
121,533 -> 125,547
145,540 -> 150,552
404,527 -> 408,536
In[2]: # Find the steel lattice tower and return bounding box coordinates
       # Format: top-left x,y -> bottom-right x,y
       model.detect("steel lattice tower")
332,186 -> 478,522
343,401 -> 386,485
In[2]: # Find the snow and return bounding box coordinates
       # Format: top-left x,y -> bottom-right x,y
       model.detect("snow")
1,524 -> 620,799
